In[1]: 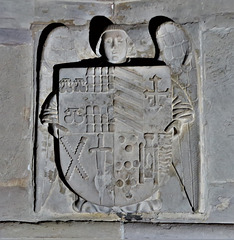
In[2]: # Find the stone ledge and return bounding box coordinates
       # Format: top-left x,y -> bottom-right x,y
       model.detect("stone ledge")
1,222 -> 234,239
124,223 -> 234,240
0,222 -> 122,240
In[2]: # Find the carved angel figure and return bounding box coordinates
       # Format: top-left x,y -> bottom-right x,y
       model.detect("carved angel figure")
40,24 -> 194,138
37,18 -> 198,214
156,22 -> 195,136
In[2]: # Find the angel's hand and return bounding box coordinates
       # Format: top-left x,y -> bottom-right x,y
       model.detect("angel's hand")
164,119 -> 182,136
40,92 -> 58,124
48,123 -> 68,139
48,123 -> 59,139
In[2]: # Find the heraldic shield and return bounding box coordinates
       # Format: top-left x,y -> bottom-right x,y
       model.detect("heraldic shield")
57,66 -> 172,207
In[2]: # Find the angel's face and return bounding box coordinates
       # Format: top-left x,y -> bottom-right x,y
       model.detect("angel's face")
102,30 -> 127,64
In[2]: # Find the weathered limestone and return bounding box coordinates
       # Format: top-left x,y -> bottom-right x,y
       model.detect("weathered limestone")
124,223 -> 234,240
0,222 -> 122,240
0,1 -> 234,238
36,19 -> 200,220
35,1 -> 113,25
1,222 -> 234,239
0,43 -> 33,221
0,0 -> 34,29
114,0 -> 234,24
203,19 -> 234,223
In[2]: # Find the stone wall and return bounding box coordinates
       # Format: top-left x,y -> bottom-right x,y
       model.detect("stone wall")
1,0 -> 234,239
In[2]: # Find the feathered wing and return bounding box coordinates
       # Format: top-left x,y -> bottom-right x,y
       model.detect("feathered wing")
156,21 -> 192,74
35,25 -> 80,212
156,21 -> 199,211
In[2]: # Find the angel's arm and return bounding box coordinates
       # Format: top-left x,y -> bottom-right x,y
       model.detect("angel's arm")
40,90 -> 69,138
155,21 -> 195,136
40,92 -> 58,124
39,92 -> 59,138
165,82 -> 194,136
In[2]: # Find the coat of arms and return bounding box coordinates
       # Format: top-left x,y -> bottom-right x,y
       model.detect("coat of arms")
37,16 -> 199,215
57,65 -> 173,207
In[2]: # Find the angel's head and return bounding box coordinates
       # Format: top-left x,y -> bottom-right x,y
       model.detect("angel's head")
96,25 -> 134,64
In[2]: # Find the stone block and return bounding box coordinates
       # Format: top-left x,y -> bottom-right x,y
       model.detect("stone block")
0,29 -> 32,45
0,42 -> 33,220
124,223 -> 234,239
35,0 -> 113,25
0,0 -> 34,29
0,222 -> 122,240
203,28 -> 234,183
0,186 -> 33,221
114,0 -> 234,25
114,0 -> 203,24
208,182 -> 234,223
201,0 -> 234,16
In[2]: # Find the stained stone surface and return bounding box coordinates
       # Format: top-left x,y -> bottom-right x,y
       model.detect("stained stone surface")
124,223 -> 234,240
0,222 -> 122,240
203,20 -> 234,223
36,18 -> 200,219
0,0 -> 234,237
35,1 -> 113,25
0,0 -> 34,29
0,43 -> 33,220
114,0 -> 234,24
2,222 -> 234,239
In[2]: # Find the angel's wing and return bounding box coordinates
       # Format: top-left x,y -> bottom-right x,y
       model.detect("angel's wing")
35,24 -> 80,212
156,21 -> 199,212
156,21 -> 192,74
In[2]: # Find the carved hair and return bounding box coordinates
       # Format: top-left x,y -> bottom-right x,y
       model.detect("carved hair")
95,24 -> 136,58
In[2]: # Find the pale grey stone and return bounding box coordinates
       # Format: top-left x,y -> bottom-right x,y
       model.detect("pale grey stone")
0,222 -> 122,240
0,29 -> 32,45
201,0 -> 234,16
124,223 -> 234,239
124,24 -> 155,58
0,44 -> 33,220
159,174 -> 192,213
35,1 -> 113,25
57,66 -> 173,208
203,14 -> 234,30
0,0 -> 34,29
0,186 -> 33,221
200,17 -> 234,223
0,45 -> 32,181
208,182 -> 234,223
203,29 -> 234,183
114,0 -> 203,24
36,20 -> 199,220
182,23 -> 200,50
114,0 -> 234,24
2,222 -> 234,240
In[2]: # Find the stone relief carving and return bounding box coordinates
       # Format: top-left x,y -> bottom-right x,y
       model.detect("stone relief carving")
35,16 -> 200,217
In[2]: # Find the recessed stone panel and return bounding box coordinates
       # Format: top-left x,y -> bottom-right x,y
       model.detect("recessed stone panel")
35,19 -> 201,221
